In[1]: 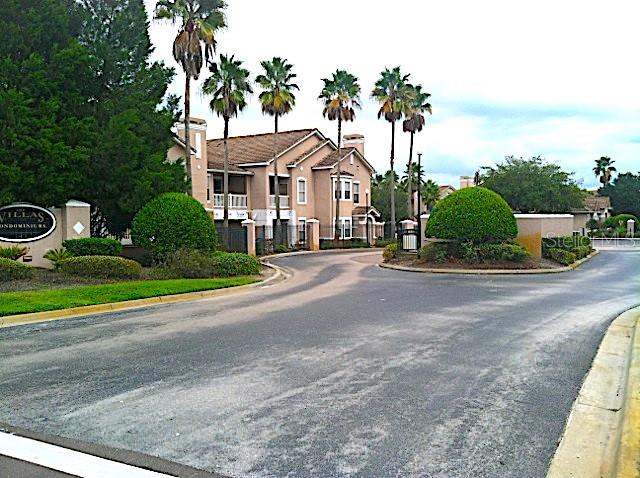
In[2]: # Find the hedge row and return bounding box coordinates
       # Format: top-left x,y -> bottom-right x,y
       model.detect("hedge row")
417,241 -> 529,264
58,256 -> 143,279
548,248 -> 576,266
0,258 -> 33,282
165,249 -> 261,278
62,238 -> 123,257
542,236 -> 591,254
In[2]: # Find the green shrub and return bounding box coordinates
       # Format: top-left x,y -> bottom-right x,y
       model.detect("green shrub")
375,239 -> 396,248
476,242 -> 530,262
0,246 -> 28,261
0,257 -> 33,281
542,235 -> 591,255
571,246 -> 592,260
425,187 -> 517,243
131,193 -> 218,262
166,249 -> 218,279
58,256 -> 142,279
548,248 -> 577,266
603,214 -> 639,231
585,218 -> 600,231
274,245 -> 289,254
43,248 -> 73,269
418,242 -> 459,263
461,241 -> 480,263
383,243 -> 398,261
212,252 -> 261,277
62,238 -> 122,257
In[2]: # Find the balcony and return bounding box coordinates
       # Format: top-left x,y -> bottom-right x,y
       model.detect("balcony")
213,194 -> 248,209
269,195 -> 290,208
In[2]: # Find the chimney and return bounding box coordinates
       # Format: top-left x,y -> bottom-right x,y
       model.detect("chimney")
343,134 -> 365,157
459,176 -> 474,189
175,117 -> 209,205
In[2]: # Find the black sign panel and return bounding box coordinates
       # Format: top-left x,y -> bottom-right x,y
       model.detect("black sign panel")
0,204 -> 57,243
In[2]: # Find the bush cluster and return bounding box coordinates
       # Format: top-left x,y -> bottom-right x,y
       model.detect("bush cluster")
165,249 -> 261,278
572,246 -> 591,260
382,243 -> 398,261
63,238 -> 123,257
418,241 -> 529,264
476,243 -> 530,262
320,239 -> 370,250
0,246 -> 29,261
426,187 -> 518,243
58,256 -> 142,279
43,248 -> 73,269
0,257 -> 33,281
542,236 -> 591,255
131,193 -> 218,262
548,248 -> 577,266
603,214 -> 639,230
418,242 -> 451,263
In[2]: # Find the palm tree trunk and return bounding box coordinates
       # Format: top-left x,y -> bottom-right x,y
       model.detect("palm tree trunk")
389,121 -> 396,234
335,117 -> 342,241
223,116 -> 229,228
274,114 -> 281,227
407,131 -> 414,218
184,75 -> 191,180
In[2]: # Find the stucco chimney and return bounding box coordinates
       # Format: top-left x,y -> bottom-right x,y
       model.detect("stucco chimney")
343,134 -> 365,157
459,176 -> 474,189
175,117 -> 208,205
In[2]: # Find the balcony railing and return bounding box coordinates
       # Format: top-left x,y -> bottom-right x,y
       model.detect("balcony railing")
269,195 -> 290,208
213,194 -> 248,208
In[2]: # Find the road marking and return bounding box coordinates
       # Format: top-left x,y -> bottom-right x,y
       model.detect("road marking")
0,432 -> 175,478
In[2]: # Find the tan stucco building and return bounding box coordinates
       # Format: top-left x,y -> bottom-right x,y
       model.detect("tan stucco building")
168,119 -> 382,242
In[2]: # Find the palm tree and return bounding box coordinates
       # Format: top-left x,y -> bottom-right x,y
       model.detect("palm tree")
255,57 -> 299,229
421,179 -> 440,212
402,85 -> 432,216
203,54 -> 252,227
593,156 -> 617,185
154,0 -> 226,177
319,70 -> 361,240
372,67 -> 412,232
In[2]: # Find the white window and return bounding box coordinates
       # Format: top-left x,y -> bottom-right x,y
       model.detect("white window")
333,178 -> 352,200
341,218 -> 352,239
297,178 -> 307,204
195,132 -> 202,159
353,182 -> 360,204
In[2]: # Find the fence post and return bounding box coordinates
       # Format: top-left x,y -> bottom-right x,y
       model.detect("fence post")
242,219 -> 256,256
307,219 -> 320,251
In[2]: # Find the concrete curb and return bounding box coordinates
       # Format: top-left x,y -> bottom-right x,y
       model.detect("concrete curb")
0,262 -> 287,329
261,247 -> 383,261
379,250 -> 600,275
546,306 -> 640,478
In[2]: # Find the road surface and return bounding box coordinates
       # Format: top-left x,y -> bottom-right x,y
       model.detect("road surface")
1,250 -> 639,477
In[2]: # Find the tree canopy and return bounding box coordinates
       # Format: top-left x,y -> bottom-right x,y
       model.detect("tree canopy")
0,0 -> 188,235
481,156 -> 585,213
600,172 -> 640,219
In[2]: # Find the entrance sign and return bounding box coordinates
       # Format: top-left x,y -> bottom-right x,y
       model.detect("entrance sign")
0,204 -> 57,243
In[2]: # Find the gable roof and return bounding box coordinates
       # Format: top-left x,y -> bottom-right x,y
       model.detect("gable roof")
172,134 -> 197,153
287,140 -> 331,167
576,194 -> 612,212
311,147 -> 375,172
207,129 -> 318,169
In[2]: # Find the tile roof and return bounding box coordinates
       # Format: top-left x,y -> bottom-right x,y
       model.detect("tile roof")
582,195 -> 611,211
312,148 -> 358,168
352,206 -> 381,217
287,140 -> 331,167
207,129 -> 315,169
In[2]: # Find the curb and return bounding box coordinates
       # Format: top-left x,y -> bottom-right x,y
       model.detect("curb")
261,247 -> 383,261
379,250 -> 600,275
0,262 -> 287,329
546,306 -> 640,478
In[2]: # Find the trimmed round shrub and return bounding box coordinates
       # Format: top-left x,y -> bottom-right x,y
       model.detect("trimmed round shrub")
382,243 -> 398,261
212,252 -> 261,277
0,257 -> 33,281
58,256 -> 142,279
426,187 -> 517,243
62,238 -> 123,257
131,193 -> 218,262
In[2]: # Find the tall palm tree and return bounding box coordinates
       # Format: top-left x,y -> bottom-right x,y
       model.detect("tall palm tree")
255,57 -> 299,228
319,70 -> 361,240
372,67 -> 412,232
203,54 -> 252,227
421,179 -> 440,212
402,85 -> 432,217
593,156 -> 617,185
154,0 -> 226,177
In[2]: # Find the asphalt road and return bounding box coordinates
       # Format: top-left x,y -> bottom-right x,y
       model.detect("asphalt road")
1,250 -> 639,478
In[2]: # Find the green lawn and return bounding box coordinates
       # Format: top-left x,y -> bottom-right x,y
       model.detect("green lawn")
0,278 -> 257,317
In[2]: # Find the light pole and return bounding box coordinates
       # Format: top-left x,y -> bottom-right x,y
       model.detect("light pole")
417,152 -> 423,248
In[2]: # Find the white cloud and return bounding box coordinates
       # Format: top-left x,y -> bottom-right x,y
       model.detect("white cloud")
145,0 -> 640,189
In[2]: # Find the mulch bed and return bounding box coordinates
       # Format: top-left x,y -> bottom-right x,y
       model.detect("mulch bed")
388,254 -> 563,270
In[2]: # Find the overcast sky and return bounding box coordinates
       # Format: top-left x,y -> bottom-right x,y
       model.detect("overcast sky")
145,0 -> 639,189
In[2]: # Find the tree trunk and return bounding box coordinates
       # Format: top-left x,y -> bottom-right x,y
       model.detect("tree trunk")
407,131 -> 414,218
184,74 -> 191,180
389,120 -> 396,234
335,117 -> 342,241
223,116 -> 230,228
274,114 -> 281,227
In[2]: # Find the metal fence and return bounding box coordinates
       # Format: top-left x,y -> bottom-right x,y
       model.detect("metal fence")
215,224 -> 248,253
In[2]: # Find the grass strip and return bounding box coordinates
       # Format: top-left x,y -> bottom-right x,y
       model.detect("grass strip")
0,278 -> 257,316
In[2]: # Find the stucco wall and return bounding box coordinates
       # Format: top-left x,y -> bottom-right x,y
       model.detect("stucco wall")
515,214 -> 575,258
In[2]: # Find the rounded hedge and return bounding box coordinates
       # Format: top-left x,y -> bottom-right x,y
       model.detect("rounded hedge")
131,193 -> 218,262
58,256 -> 142,279
603,214 -> 639,230
426,187 -> 517,243
0,257 -> 33,282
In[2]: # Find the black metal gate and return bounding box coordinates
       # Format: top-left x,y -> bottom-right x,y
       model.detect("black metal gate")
215,224 -> 248,253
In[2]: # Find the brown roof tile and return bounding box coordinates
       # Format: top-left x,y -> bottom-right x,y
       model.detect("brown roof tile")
207,129 -> 315,169
312,148 -> 358,168
287,140 -> 331,167
582,195 -> 611,211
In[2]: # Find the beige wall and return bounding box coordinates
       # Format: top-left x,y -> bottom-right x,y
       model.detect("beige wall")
515,214 -> 575,258
173,120 -> 208,206
0,201 -> 91,269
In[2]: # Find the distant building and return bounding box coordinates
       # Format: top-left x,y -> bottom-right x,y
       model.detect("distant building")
572,193 -> 612,232
439,185 -> 456,199
459,176 -> 475,189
